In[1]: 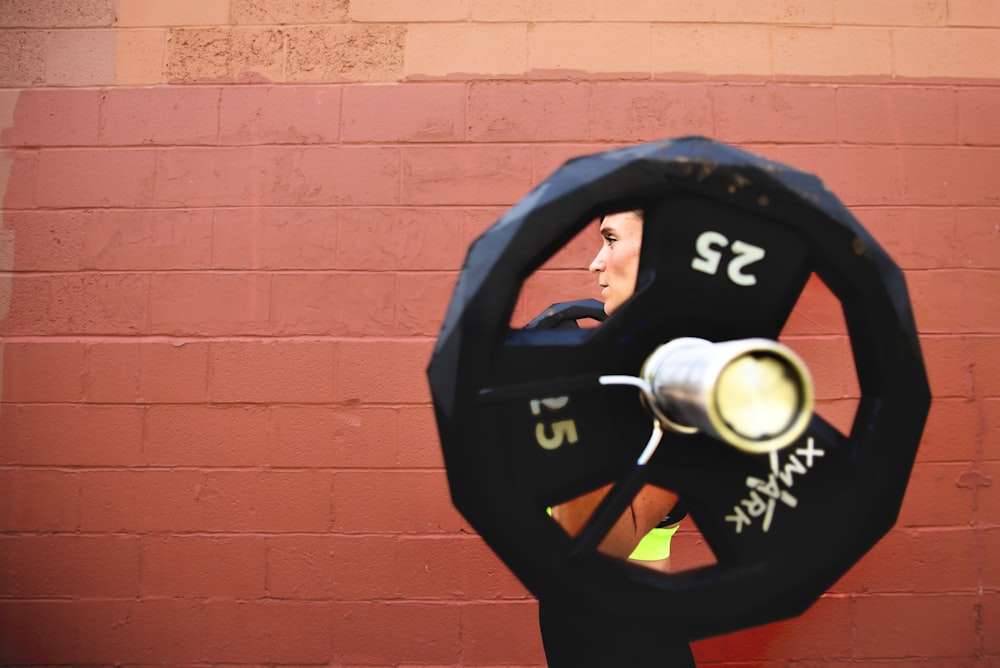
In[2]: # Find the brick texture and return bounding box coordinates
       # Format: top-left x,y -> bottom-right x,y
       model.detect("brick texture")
116,0 -> 230,27
461,602 -> 546,665
100,86 -> 220,145
220,84 -> 342,144
405,23 -> 528,79
141,534 -> 266,597
0,0 -> 115,28
0,30 -> 47,86
286,25 -> 405,82
330,601 -> 461,665
589,82 -> 715,141
165,27 -> 285,83
1,3 -> 997,667
45,29 -> 118,86
35,148 -> 156,208
114,28 -> 167,86
0,534 -> 141,598
853,594 -> 980,658
0,404 -> 145,466
3,88 -> 100,146
232,0 -> 350,25
342,82 -> 465,143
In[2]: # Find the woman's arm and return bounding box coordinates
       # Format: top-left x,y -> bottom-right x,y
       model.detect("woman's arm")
550,484 -> 679,558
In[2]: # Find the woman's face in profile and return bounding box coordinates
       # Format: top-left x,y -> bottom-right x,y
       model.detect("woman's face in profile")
589,211 -> 643,316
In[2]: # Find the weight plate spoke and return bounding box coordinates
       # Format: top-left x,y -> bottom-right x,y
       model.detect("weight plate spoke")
661,418 -> 851,565
635,196 -> 814,341
474,339 -> 655,507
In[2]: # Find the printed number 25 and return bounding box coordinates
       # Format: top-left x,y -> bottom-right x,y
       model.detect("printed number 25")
691,231 -> 766,287
530,396 -> 578,451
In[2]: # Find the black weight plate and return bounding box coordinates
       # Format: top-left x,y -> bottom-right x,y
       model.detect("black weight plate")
427,137 -> 930,640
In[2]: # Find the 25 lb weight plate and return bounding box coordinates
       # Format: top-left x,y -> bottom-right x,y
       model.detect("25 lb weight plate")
426,137 -> 931,640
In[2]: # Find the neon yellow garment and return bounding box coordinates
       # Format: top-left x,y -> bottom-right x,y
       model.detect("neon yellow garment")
547,507 -> 678,561
628,524 -> 678,561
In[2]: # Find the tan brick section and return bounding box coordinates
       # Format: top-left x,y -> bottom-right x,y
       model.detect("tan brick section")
833,0 -> 946,26
1,0 -> 998,85
45,29 -> 118,86
165,27 -> 284,83
948,0 -> 1000,26
0,31 -> 47,87
287,25 -> 405,82
116,0 -> 230,27
894,27 -> 1000,79
350,0 -> 468,23
114,29 -> 167,86
0,0 -> 114,28
230,0 -> 349,25
527,23 -> 652,76
405,23 -> 527,79
649,24 -> 773,78
771,26 -> 893,78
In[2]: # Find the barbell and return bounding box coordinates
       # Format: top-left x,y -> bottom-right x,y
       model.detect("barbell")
426,137 -> 931,640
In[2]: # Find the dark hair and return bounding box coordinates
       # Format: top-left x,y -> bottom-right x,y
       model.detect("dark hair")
600,209 -> 643,223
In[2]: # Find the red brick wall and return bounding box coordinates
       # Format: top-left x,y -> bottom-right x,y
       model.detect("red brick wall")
1,1 -> 998,665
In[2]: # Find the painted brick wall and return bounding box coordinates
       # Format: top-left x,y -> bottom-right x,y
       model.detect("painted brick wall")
0,1 -> 998,665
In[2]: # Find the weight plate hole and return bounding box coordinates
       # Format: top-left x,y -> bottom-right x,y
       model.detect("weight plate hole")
545,482 -> 718,574
778,273 -> 861,437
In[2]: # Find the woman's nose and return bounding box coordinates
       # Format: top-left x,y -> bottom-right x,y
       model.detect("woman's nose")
589,248 -> 605,273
